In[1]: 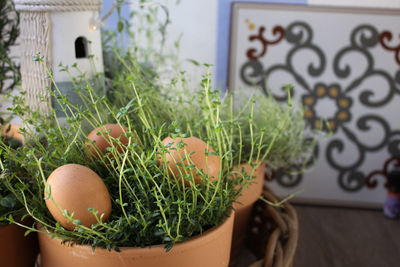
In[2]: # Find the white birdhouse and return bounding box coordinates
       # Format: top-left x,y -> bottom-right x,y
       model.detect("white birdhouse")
14,0 -> 104,115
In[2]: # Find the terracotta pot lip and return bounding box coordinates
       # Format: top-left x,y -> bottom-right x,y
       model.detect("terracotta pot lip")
38,210 -> 235,255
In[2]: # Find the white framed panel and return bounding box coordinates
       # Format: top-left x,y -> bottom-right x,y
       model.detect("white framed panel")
229,3 -> 400,207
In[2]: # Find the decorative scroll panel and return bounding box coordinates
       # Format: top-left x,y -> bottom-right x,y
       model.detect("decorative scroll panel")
229,3 -> 400,206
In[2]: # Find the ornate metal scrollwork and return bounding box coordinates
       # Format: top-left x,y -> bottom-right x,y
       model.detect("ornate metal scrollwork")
239,22 -> 400,192
380,31 -> 400,65
246,26 -> 285,60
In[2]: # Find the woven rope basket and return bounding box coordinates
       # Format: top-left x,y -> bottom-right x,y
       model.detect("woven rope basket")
235,186 -> 299,267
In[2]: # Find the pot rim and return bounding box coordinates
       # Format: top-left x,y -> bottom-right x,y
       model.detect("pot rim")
38,209 -> 235,256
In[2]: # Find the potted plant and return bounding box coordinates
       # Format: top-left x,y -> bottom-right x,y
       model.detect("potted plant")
90,0 -> 317,258
103,71 -> 315,265
137,86 -> 314,262
101,41 -> 315,262
4,52 -> 271,266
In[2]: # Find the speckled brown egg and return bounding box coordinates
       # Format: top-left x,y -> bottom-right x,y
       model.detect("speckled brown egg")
45,164 -> 112,230
159,136 -> 221,185
86,124 -> 129,158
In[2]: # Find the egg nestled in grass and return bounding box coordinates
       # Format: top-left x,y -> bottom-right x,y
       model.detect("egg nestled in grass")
159,136 -> 221,185
44,164 -> 112,230
86,124 -> 130,159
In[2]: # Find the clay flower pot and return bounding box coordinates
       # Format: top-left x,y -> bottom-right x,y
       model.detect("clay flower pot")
231,162 -> 266,264
0,223 -> 39,267
38,211 -> 235,267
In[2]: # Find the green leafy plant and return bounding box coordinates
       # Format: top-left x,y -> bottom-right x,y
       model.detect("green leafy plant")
2,56 -> 269,251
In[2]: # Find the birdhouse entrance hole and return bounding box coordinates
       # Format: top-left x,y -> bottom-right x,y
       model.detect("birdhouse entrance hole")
75,36 -> 88,58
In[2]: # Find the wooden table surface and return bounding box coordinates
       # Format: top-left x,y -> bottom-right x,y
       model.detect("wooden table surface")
294,205 -> 400,267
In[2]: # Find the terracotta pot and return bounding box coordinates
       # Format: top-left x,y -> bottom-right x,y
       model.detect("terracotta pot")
230,162 -> 266,265
38,211 -> 235,267
0,223 -> 39,267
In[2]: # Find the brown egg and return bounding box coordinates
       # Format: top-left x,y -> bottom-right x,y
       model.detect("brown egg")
1,123 -> 25,145
86,124 -> 129,158
45,164 -> 112,230
159,136 -> 221,185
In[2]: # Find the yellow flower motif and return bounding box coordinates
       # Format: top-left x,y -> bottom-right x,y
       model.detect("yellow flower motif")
304,109 -> 314,118
338,99 -> 350,108
337,111 -> 349,120
316,86 -> 326,97
304,96 -> 315,105
314,119 -> 323,130
329,86 -> 339,97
